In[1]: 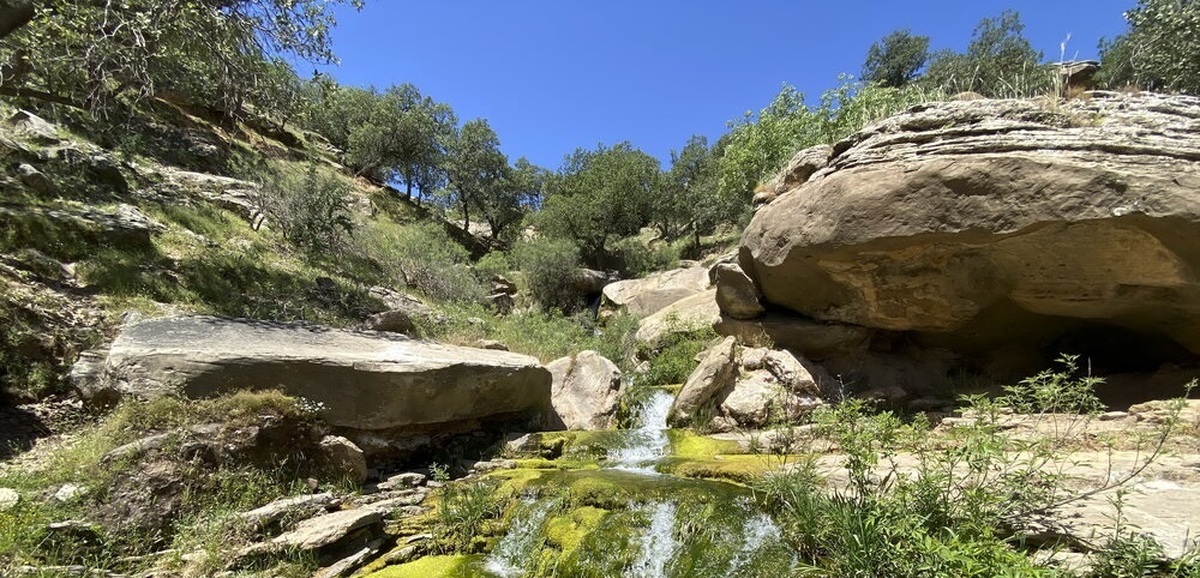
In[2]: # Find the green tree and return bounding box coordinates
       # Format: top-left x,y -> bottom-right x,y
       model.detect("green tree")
347,84 -> 457,202
861,29 -> 930,87
536,142 -> 660,266
653,135 -> 726,248
1098,0 -> 1200,94
922,10 -> 1047,97
446,118 -> 509,235
0,0 -> 363,117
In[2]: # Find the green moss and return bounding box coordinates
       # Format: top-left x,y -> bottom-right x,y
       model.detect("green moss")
544,506 -> 608,558
668,430 -> 744,459
565,476 -> 630,509
363,555 -> 478,578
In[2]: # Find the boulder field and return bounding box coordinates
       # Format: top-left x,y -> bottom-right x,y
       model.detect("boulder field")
732,92 -> 1200,395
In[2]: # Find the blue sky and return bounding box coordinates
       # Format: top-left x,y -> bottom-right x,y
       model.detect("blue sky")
317,1 -> 1133,170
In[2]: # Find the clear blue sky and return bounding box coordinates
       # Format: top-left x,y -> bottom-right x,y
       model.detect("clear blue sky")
316,1 -> 1133,170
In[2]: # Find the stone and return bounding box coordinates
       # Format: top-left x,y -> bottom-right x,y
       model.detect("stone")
53,483 -> 86,503
7,110 -> 60,143
669,337 -> 738,426
15,163 -> 55,194
545,351 -> 625,430
634,289 -> 721,350
740,93 -> 1200,379
318,436 -> 368,484
478,340 -> 509,351
713,263 -> 764,320
0,488 -> 19,511
363,309 -> 417,335
272,508 -> 382,552
714,314 -> 870,360
602,266 -> 711,317
764,144 -> 833,194
572,268 -> 611,295
671,339 -> 829,431
376,472 -> 427,491
238,493 -> 338,528
314,540 -> 382,578
72,316 -> 552,431
365,288 -> 443,325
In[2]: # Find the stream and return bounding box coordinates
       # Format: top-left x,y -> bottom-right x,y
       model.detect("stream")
381,390 -> 795,577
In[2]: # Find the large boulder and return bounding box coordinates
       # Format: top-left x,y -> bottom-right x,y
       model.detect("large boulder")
669,337 -> 829,431
602,266 -> 711,317
740,93 -> 1200,375
73,316 -> 551,431
545,351 -> 625,430
634,289 -> 721,349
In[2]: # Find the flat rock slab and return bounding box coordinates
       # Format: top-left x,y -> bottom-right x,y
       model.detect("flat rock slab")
74,316 -> 551,430
603,266 -> 711,317
272,508 -> 381,551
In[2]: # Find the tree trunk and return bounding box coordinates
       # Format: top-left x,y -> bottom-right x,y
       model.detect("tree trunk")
0,1 -> 35,41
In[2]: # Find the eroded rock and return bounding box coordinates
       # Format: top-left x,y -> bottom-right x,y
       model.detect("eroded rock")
546,351 -> 625,430
602,266 -> 711,317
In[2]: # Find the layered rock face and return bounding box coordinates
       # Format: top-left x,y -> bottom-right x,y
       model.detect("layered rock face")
73,316 -> 552,431
737,93 -> 1200,381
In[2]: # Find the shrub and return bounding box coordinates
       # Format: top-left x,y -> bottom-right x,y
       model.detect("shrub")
515,237 -> 582,313
474,250 -> 512,282
755,357 -> 1194,577
611,236 -> 678,278
435,480 -> 505,553
257,164 -> 354,255
353,220 -> 485,304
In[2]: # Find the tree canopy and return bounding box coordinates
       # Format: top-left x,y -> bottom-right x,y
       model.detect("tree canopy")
1099,0 -> 1200,94
861,29 -> 930,88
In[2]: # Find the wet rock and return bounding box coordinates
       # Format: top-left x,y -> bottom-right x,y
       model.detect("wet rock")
546,351 -> 625,430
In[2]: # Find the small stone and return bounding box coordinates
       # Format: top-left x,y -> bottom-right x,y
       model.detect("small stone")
16,163 -> 55,193
0,488 -> 20,511
1099,410 -> 1130,421
318,435 -> 368,484
466,317 -> 485,326
477,339 -> 509,351
53,483 -> 86,503
377,472 -> 427,491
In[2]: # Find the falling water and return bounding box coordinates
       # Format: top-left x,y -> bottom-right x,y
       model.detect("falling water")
483,498 -> 559,577
728,512 -> 786,572
630,501 -> 680,578
608,389 -> 675,472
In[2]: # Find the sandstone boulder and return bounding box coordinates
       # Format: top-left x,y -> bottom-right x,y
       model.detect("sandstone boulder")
741,93 -> 1200,376
669,337 -> 828,431
713,263 -> 764,320
761,144 -> 833,194
634,289 -> 721,349
73,316 -> 551,431
602,266 -> 711,317
545,351 -> 625,430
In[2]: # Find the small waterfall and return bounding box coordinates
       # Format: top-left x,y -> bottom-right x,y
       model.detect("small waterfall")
483,498 -> 558,577
608,389 -> 674,472
728,512 -> 786,572
630,501 -> 679,578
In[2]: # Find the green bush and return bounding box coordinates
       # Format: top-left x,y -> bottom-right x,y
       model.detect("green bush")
515,237 -> 582,313
257,164 -> 354,255
755,357 -> 1194,577
611,236 -> 678,278
636,327 -> 716,387
474,250 -> 512,282
353,220 -> 485,304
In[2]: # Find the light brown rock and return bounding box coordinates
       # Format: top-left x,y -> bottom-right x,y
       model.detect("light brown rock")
545,351 -> 625,430
634,289 -> 721,349
602,266 -> 711,317
741,93 -> 1200,375
713,263 -> 764,320
73,316 -> 551,430
272,508 -> 381,551
669,337 -> 738,426
318,436 -> 368,484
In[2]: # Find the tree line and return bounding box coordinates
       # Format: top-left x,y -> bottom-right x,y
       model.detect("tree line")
2,0 -> 1198,291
